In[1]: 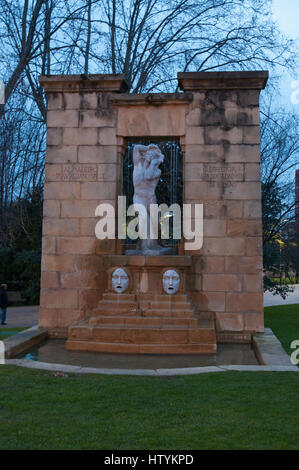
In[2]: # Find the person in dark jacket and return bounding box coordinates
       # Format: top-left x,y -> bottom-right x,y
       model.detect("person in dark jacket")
0,284 -> 8,325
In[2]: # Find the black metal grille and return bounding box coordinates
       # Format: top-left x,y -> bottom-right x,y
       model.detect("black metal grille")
122,138 -> 183,246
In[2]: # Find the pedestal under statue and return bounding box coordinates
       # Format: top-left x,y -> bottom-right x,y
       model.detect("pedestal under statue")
126,144 -> 174,255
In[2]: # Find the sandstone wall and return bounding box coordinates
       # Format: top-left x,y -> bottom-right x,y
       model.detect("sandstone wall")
183,90 -> 264,337
39,72 -> 267,338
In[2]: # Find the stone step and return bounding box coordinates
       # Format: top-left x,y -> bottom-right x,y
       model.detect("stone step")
92,306 -> 197,318
95,326 -> 215,344
68,324 -> 92,341
94,303 -> 139,314
68,325 -> 215,344
98,300 -> 137,308
89,315 -> 199,328
138,294 -> 189,302
142,309 -> 195,318
102,293 -> 136,301
66,340 -> 217,355
139,301 -> 192,310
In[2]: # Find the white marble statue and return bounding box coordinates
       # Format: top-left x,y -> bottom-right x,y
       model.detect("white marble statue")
126,144 -> 173,255
111,268 -> 129,294
162,270 -> 180,295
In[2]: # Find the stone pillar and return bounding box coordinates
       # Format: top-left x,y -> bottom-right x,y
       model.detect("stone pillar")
39,74 -> 128,335
178,71 -> 268,338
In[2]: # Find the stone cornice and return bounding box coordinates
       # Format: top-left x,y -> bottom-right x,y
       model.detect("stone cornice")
109,92 -> 193,105
178,71 -> 269,91
39,71 -> 268,95
104,255 -> 192,267
39,73 -> 129,93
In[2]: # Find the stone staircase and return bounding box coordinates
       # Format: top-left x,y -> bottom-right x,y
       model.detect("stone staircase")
66,292 -> 217,354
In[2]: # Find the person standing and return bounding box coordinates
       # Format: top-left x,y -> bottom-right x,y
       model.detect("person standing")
0,284 -> 8,325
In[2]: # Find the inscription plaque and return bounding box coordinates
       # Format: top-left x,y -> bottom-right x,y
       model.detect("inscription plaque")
200,164 -> 243,188
63,165 -> 97,181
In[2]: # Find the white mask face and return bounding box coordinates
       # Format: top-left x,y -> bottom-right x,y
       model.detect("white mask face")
111,268 -> 129,294
162,270 -> 180,295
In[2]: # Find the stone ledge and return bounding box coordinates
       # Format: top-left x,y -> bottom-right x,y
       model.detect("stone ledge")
4,359 -> 298,376
39,74 -> 129,93
216,332 -> 252,344
4,325 -> 48,359
253,327 -> 296,367
110,92 -> 193,105
220,365 -> 298,372
104,255 -> 192,267
178,71 -> 268,91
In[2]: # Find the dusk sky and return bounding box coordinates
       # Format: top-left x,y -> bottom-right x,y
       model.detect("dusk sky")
272,0 -> 299,110
272,0 -> 299,39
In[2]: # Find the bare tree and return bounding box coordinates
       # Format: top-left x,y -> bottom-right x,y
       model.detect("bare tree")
260,101 -> 299,245
0,91 -> 45,242
0,0 -> 45,118
87,0 -> 296,92
0,0 -> 297,301
0,0 -> 92,118
84,0 -> 92,73
1,1 -> 297,108
260,97 -> 299,295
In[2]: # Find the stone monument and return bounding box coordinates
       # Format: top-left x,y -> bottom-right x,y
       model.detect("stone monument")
38,71 -> 268,354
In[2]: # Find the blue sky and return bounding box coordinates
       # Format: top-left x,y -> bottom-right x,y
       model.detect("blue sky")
271,0 -> 299,110
272,0 -> 299,40
269,1 -> 299,185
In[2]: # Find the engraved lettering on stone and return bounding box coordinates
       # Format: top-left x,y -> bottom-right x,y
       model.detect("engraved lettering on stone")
199,164 -> 243,188
63,165 -> 97,181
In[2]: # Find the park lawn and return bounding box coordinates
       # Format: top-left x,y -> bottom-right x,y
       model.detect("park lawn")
0,304 -> 298,450
264,304 -> 299,357
0,366 -> 298,450
0,328 -> 26,340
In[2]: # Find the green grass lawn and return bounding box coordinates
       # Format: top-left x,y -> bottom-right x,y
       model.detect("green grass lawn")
264,304 -> 299,358
0,367 -> 298,450
0,305 -> 298,450
0,328 -> 26,340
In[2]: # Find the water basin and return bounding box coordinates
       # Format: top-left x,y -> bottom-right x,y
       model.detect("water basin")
17,339 -> 259,369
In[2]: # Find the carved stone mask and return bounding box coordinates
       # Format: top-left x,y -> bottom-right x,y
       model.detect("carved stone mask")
111,268 -> 129,294
162,270 -> 180,295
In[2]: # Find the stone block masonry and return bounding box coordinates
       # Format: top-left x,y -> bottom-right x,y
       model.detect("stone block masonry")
39,71 -> 267,340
